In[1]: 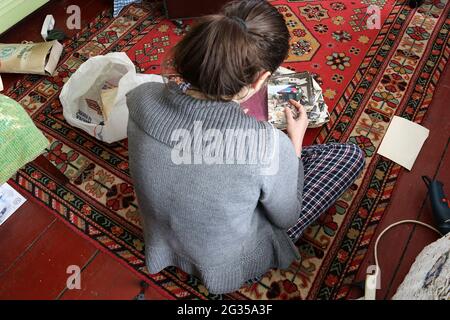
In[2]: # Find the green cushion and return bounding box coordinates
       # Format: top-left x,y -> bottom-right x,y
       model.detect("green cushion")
0,94 -> 48,184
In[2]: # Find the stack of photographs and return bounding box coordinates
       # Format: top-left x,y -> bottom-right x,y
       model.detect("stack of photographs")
268,67 -> 330,129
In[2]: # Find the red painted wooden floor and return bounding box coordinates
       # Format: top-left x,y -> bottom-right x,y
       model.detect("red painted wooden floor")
0,0 -> 449,300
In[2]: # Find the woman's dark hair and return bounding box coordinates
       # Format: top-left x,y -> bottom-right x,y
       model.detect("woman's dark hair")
172,0 -> 290,101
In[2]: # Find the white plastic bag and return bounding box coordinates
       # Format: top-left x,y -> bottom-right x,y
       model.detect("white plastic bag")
60,52 -> 163,143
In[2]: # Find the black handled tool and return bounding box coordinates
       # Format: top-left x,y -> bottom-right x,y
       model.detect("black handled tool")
423,176 -> 450,235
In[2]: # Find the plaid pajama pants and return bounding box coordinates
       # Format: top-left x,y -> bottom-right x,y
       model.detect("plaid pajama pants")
287,143 -> 365,242
246,143 -> 364,285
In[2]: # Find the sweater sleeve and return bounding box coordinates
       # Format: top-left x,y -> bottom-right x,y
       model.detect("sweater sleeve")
259,130 -> 303,229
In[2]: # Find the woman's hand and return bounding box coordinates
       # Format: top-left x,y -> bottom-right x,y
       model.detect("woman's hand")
285,99 -> 309,157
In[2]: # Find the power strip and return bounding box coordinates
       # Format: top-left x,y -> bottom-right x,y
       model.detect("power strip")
363,220 -> 443,300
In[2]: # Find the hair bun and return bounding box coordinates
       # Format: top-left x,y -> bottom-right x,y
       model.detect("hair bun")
172,0 -> 289,101
229,16 -> 247,30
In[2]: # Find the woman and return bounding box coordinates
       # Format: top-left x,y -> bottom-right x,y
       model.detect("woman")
126,0 -> 364,294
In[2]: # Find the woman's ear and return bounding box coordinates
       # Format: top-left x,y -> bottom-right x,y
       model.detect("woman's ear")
234,71 -> 271,103
252,71 -> 271,91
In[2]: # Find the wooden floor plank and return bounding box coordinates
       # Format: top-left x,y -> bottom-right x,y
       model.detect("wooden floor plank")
0,195 -> 56,274
0,220 -> 97,299
386,137 -> 450,298
351,62 -> 450,299
59,251 -> 167,300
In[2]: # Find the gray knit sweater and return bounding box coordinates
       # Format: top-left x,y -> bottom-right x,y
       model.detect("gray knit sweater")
126,82 -> 304,294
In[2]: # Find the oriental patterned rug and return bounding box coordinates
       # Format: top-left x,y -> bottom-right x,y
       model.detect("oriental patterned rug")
6,0 -> 450,299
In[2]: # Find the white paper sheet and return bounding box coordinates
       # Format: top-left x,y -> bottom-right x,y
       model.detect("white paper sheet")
377,116 -> 429,170
0,183 -> 26,226
44,40 -> 63,75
